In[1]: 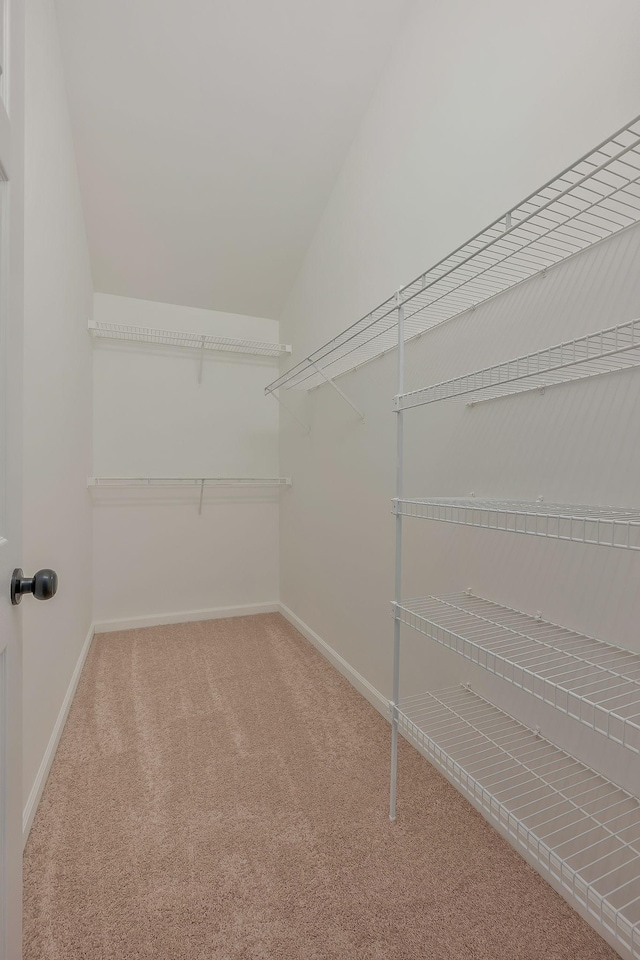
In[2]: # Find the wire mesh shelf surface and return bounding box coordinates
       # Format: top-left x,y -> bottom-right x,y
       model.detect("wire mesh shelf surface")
267,114 -> 640,393
393,497 -> 640,550
394,592 -> 640,754
90,322 -> 291,358
395,318 -> 640,409
398,684 -> 640,956
88,477 -> 292,487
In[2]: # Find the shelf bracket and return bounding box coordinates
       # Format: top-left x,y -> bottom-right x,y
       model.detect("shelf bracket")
197,337 -> 206,384
198,478 -> 205,515
266,389 -> 310,433
309,360 -> 365,422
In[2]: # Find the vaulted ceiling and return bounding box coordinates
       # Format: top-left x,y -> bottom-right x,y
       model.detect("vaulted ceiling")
55,0 -> 412,318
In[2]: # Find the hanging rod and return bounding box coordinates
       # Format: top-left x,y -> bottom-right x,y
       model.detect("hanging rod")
267,112 -> 640,392
89,322 -> 292,358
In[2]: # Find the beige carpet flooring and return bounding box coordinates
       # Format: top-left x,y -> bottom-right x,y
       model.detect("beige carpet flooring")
24,613 -> 617,959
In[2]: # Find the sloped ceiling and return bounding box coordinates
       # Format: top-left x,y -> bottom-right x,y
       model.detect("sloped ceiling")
55,0 -> 412,318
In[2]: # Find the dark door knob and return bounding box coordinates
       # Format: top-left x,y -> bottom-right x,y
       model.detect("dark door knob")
11,568 -> 58,605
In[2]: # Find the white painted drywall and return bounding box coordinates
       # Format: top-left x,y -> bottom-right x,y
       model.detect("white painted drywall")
280,0 -> 640,360
278,0 -> 640,800
55,0 -> 412,317
23,0 -> 94,812
92,294 -> 281,625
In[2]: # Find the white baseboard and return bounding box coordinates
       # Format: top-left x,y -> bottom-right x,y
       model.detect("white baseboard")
278,603 -> 389,717
23,621 -> 96,845
94,601 -> 280,634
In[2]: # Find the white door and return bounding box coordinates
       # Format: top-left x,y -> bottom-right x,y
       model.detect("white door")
0,0 -> 25,956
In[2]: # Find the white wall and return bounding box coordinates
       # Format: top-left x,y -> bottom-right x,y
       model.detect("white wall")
92,294 -> 282,627
278,0 -> 640,801
280,0 -> 640,359
23,0 -> 94,820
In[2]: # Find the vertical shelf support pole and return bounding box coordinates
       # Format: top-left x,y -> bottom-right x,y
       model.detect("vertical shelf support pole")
390,296 -> 404,822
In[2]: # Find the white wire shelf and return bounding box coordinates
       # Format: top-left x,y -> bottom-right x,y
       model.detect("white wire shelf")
398,684 -> 640,957
393,497 -> 640,550
88,476 -> 291,514
395,318 -> 640,409
90,322 -> 291,358
394,592 -> 640,754
88,477 -> 291,487
267,113 -> 640,393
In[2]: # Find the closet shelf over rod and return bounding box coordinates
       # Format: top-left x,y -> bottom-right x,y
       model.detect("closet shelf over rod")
398,684 -> 640,959
88,477 -> 291,487
89,322 -> 292,358
393,497 -> 640,550
395,318 -> 640,409
267,113 -> 640,393
394,592 -> 640,753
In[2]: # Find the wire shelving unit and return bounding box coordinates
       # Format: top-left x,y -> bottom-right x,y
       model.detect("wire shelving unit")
395,593 -> 640,753
399,684 -> 640,958
380,114 -> 640,958
87,477 -> 291,488
395,318 -> 640,408
90,322 -> 291,357
267,114 -> 640,395
88,477 -> 291,514
393,498 -> 640,550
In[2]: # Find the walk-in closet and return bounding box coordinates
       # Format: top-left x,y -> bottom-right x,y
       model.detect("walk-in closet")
12,1 -> 640,958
